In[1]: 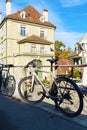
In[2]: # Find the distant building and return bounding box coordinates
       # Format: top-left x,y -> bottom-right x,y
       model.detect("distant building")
69,32 -> 87,65
69,32 -> 87,85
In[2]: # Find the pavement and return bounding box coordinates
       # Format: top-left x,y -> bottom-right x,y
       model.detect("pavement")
0,92 -> 87,129
33,97 -> 87,128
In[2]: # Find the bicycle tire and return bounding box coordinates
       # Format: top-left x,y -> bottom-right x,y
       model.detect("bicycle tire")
6,75 -> 16,96
18,76 -> 45,104
53,76 -> 83,117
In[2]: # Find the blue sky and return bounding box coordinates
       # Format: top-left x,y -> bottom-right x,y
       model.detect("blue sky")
0,0 -> 87,49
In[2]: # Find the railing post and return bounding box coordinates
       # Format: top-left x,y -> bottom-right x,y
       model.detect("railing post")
0,67 -> 2,88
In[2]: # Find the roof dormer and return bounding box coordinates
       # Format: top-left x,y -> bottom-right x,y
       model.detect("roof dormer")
39,15 -> 45,22
20,11 -> 26,19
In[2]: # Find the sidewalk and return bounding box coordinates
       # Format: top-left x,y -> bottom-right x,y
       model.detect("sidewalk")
1,92 -> 87,128
0,94 -> 87,130
32,96 -> 87,127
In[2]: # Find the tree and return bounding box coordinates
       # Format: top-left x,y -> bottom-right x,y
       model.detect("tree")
55,40 -> 72,58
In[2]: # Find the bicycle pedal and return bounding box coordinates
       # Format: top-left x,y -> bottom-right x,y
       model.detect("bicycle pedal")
38,91 -> 49,98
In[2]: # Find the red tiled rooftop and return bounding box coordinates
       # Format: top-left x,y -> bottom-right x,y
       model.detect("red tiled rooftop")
69,50 -> 82,58
17,35 -> 53,45
6,6 -> 56,28
57,59 -> 73,74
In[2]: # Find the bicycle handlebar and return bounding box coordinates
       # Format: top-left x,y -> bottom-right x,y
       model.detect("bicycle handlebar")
0,64 -> 14,68
25,57 -> 58,70
25,59 -> 36,68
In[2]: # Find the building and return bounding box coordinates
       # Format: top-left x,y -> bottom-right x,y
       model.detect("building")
70,33 -> 87,65
0,1 -> 56,87
69,32 -> 87,85
78,32 -> 87,85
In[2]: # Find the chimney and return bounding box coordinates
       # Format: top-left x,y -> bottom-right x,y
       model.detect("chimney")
0,12 -> 2,23
6,0 -> 11,16
43,9 -> 48,22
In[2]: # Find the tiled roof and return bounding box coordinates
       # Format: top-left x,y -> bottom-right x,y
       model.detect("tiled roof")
58,58 -> 73,65
57,59 -> 73,74
17,35 -> 53,45
69,50 -> 82,58
6,6 -> 56,28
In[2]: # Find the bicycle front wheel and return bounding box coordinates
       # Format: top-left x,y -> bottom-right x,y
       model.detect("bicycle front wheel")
18,76 -> 45,104
54,77 -> 83,117
6,75 -> 16,96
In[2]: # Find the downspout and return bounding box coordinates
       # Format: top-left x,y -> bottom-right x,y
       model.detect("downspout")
6,19 -> 7,64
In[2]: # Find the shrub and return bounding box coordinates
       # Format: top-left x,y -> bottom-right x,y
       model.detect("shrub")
68,69 -> 82,79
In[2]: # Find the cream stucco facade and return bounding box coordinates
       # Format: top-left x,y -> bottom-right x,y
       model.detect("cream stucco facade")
0,3 -> 56,97
0,19 -> 55,64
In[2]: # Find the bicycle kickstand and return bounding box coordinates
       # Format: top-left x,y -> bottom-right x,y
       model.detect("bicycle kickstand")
54,100 -> 59,110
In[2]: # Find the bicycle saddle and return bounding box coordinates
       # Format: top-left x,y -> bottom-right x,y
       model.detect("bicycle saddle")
47,57 -> 58,64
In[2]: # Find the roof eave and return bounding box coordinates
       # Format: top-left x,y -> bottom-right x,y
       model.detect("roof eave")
5,16 -> 56,28
18,40 -> 52,45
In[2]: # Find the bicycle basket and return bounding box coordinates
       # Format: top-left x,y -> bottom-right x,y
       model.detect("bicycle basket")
33,60 -> 42,68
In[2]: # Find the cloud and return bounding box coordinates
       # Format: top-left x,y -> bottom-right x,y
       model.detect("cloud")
55,31 -> 83,49
60,0 -> 87,7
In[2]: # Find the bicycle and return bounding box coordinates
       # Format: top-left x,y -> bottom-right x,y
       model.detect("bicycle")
0,64 -> 16,96
18,58 -> 83,117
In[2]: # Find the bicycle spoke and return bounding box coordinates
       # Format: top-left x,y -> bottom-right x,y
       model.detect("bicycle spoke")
18,76 -> 45,103
55,77 -> 83,117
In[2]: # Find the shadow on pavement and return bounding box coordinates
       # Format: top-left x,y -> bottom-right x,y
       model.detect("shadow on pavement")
0,110 -> 18,130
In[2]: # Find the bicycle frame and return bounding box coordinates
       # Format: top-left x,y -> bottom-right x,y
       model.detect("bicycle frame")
27,66 -> 56,97
18,58 -> 84,117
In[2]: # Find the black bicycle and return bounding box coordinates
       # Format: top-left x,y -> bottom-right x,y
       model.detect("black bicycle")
0,64 -> 16,96
18,58 -> 83,117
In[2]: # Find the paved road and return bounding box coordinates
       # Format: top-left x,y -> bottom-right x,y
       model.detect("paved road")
0,94 -> 87,130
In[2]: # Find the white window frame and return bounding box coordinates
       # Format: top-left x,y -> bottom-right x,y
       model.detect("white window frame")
20,25 -> 26,36
40,45 -> 44,53
31,44 -> 36,52
20,11 -> 26,19
40,28 -> 45,38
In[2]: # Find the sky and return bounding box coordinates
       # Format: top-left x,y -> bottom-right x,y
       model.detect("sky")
0,0 -> 87,49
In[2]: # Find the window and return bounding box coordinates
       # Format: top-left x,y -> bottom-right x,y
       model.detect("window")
39,16 -> 45,22
31,44 -> 36,52
40,45 -> 44,53
81,43 -> 85,50
20,11 -> 26,19
20,26 -> 26,36
40,30 -> 44,38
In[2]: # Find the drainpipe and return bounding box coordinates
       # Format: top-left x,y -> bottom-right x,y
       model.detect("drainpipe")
6,19 -> 7,64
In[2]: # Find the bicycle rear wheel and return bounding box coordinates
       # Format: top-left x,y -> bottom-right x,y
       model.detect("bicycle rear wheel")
18,76 -> 45,104
6,75 -> 16,96
54,76 -> 83,117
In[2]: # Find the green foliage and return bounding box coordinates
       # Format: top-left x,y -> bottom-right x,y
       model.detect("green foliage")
73,70 -> 82,79
55,40 -> 72,59
68,69 -> 82,79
